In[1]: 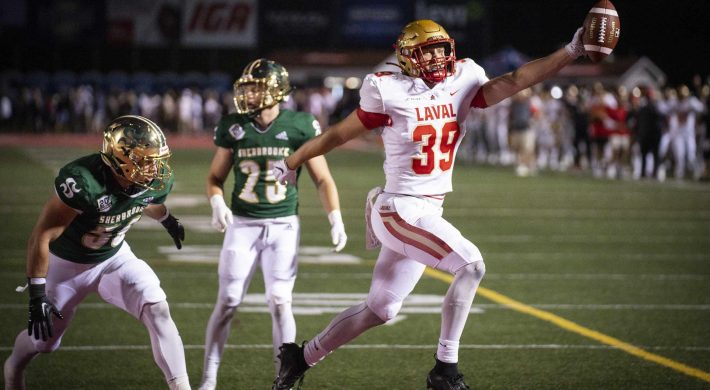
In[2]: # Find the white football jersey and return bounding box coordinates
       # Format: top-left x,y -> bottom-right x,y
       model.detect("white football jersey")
360,58 -> 489,195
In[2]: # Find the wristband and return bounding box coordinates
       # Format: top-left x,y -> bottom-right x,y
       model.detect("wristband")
28,279 -> 46,299
157,209 -> 170,223
328,210 -> 343,226
210,194 -> 227,208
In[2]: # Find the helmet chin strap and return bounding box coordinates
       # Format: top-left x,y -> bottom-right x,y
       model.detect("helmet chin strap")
246,104 -> 275,119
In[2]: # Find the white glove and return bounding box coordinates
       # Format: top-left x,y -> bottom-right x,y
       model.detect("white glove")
209,194 -> 233,232
328,210 -> 347,252
565,27 -> 586,59
272,159 -> 297,185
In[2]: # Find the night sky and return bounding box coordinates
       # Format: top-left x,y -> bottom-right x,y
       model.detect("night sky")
481,0 -> 709,85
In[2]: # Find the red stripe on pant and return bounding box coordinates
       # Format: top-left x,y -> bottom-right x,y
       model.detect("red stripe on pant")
379,211 -> 453,260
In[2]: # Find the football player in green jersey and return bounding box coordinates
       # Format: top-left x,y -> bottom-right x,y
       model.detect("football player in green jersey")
3,116 -> 191,390
198,59 -> 347,390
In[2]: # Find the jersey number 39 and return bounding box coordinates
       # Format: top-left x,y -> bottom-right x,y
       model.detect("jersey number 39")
412,121 -> 461,174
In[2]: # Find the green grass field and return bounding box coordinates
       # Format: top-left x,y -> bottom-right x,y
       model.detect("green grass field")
1,144 -> 709,389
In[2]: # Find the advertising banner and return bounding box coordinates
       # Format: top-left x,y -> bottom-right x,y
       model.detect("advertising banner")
261,0 -> 333,48
182,0 -> 257,48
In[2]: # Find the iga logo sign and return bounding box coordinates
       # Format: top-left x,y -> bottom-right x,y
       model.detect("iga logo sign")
184,0 -> 257,47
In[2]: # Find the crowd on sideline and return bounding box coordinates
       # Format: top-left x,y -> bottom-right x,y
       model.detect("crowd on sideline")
1,74 -> 709,182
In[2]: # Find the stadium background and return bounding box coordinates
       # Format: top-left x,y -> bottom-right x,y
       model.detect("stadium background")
1,0 -> 708,85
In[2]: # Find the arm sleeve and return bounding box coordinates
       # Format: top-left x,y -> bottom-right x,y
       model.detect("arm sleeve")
356,108 -> 392,129
471,89 -> 488,109
466,60 -> 491,109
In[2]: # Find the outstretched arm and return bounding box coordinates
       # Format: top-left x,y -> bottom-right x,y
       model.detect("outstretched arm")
481,28 -> 584,106
285,111 -> 369,170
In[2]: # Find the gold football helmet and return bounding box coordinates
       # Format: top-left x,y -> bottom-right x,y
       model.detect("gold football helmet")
101,115 -> 172,191
394,20 -> 456,83
233,58 -> 292,116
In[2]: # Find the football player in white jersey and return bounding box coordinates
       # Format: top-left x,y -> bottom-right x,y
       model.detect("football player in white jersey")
271,19 -> 587,390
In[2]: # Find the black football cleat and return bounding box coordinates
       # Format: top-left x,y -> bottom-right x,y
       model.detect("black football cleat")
272,342 -> 309,390
426,368 -> 470,390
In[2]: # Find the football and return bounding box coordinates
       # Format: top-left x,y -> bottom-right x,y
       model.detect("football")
582,0 -> 621,62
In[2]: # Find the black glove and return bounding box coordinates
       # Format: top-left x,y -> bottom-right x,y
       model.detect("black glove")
161,213 -> 185,250
27,281 -> 63,341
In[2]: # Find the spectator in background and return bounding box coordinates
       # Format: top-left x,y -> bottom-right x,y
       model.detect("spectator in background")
675,84 -> 705,179
203,90 -> 222,130
628,86 -> 663,179
588,83 -> 614,178
508,88 -> 537,176
656,87 -> 678,181
190,88 -> 204,134
564,85 -> 591,170
606,87 -> 631,179
178,88 -> 194,134
162,89 -> 179,132
536,88 -> 566,171
138,91 -> 162,123
307,86 -> 337,129
700,84 -> 710,180
1,90 -> 12,131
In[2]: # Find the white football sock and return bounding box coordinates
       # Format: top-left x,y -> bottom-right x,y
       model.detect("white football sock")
4,331 -> 39,390
201,303 -> 237,386
140,301 -> 189,385
438,261 -> 485,363
436,339 -> 461,364
269,301 -> 296,374
168,375 -> 191,390
303,302 -> 384,366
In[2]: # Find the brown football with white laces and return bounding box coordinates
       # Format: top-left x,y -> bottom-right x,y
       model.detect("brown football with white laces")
582,0 -> 621,62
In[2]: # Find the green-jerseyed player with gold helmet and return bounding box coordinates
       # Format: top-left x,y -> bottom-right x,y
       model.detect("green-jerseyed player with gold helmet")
3,116 -> 191,390
198,59 -> 347,390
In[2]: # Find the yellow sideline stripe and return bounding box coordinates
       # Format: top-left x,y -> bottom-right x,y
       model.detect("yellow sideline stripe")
423,267 -> 710,383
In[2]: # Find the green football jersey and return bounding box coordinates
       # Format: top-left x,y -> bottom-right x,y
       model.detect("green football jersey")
49,153 -> 173,264
214,110 -> 321,218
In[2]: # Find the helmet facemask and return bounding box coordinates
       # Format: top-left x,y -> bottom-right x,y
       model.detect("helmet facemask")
395,20 -> 457,84
233,59 -> 292,117
101,115 -> 172,193
408,41 -> 455,83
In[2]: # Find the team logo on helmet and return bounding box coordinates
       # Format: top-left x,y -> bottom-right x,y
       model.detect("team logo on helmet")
100,115 -> 172,192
